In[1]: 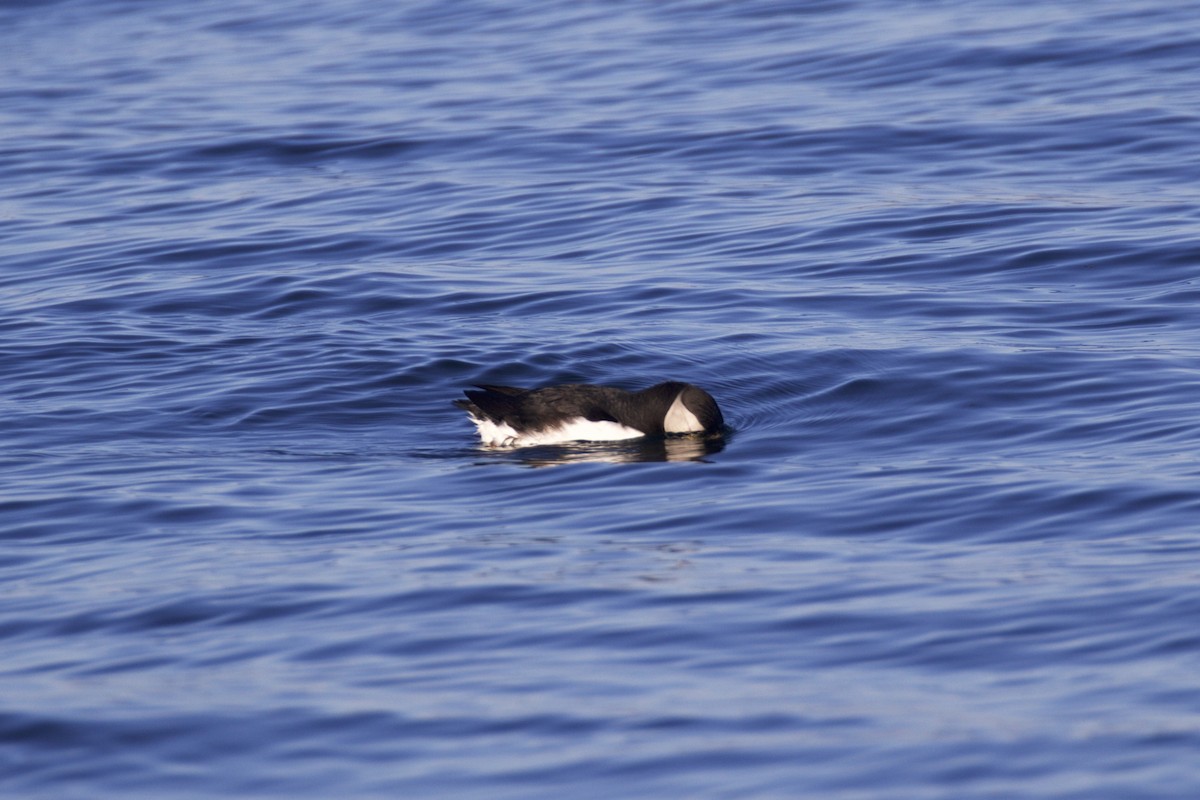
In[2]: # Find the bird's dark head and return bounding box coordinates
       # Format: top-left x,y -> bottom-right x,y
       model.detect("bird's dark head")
663,383 -> 725,435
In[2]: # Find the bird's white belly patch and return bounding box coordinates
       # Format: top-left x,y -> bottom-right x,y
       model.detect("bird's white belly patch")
469,416 -> 643,447
471,418 -> 522,447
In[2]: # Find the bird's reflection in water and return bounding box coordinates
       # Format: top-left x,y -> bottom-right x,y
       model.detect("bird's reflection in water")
500,434 -> 726,467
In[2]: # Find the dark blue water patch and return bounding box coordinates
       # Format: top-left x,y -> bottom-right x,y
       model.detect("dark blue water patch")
182,133 -> 434,169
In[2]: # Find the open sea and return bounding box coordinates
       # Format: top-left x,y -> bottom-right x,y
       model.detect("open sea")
4,0 -> 1200,797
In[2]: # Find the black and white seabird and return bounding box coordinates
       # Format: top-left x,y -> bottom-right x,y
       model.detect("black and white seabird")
455,381 -> 725,447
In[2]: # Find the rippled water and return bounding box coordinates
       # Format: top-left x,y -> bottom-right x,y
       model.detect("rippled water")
5,0 -> 1200,797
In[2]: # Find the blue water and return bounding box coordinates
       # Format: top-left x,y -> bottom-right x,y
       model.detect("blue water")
4,0 -> 1200,796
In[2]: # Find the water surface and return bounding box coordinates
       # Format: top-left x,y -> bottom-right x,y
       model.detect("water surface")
4,0 -> 1200,797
